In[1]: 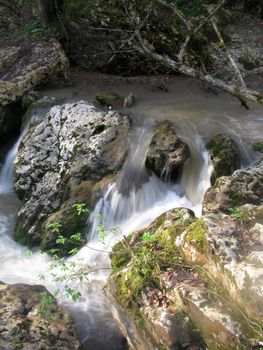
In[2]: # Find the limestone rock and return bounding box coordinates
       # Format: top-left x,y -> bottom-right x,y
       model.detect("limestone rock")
107,207 -> 263,350
0,39 -> 69,137
206,134 -> 241,185
203,165 -> 263,213
14,101 -> 130,253
0,281 -> 81,350
145,121 -> 190,182
176,207 -> 263,324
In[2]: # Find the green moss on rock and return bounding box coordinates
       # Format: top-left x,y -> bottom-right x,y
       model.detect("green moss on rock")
253,141 -> 263,153
185,219 -> 208,254
95,92 -> 123,107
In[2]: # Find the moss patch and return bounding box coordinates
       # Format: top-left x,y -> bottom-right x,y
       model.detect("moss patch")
253,141 -> 263,153
110,209 -> 194,310
95,92 -> 123,107
185,219 -> 208,254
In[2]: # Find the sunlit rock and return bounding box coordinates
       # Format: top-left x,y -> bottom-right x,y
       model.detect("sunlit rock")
203,165 -> 263,213
13,101 -> 131,254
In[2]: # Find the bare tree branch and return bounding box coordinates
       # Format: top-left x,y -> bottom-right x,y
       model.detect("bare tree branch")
209,16 -> 246,89
178,0 -> 226,62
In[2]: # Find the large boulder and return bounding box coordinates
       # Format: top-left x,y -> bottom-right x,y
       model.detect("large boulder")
203,165 -> 263,213
0,39 -> 69,138
106,206 -> 263,350
206,134 -> 241,185
14,101 -> 131,254
0,281 -> 82,350
145,121 -> 190,182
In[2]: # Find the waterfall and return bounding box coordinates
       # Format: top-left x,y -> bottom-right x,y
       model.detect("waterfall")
0,110 -> 40,194
0,137 -> 22,194
0,119 -> 214,348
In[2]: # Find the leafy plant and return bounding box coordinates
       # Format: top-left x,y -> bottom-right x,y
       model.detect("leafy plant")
23,20 -> 44,36
73,203 -> 89,216
140,231 -> 156,242
39,292 -> 54,318
48,222 -> 62,233
97,224 -> 106,242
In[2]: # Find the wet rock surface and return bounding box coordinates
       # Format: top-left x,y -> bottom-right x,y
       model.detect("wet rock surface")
14,101 -> 131,253
145,121 -> 190,182
0,281 -> 82,350
206,133 -> 241,185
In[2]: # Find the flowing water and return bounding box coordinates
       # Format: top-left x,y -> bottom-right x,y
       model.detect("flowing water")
0,75 -> 262,349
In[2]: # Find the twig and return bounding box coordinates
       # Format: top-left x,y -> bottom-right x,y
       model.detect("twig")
178,0 -> 226,62
209,11 -> 246,89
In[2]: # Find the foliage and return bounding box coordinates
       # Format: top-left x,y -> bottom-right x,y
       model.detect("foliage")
39,291 -> 55,318
111,211 -> 193,309
253,142 -> 263,153
73,203 -> 89,216
170,0 -> 207,15
23,20 -> 45,36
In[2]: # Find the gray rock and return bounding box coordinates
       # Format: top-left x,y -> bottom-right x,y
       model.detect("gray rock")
0,281 -> 82,350
203,165 -> 263,213
0,39 -> 69,137
145,121 -> 190,182
14,101 -> 131,253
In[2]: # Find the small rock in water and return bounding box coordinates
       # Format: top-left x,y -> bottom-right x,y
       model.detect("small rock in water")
123,93 -> 135,108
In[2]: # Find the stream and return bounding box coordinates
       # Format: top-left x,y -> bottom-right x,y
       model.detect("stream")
0,75 -> 262,349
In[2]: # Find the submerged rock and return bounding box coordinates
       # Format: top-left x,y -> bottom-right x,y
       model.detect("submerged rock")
206,134 -> 241,185
0,281 -> 81,350
106,206 -> 263,349
14,101 -> 131,254
203,165 -> 263,213
145,121 -> 190,182
95,92 -> 123,108
0,39 -> 69,137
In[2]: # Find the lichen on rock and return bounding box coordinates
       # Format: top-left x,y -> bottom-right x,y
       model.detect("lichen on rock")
206,134 -> 241,185
14,101 -> 131,254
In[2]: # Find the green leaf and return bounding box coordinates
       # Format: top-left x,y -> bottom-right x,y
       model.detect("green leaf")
97,224 -> 106,242
56,235 -> 66,245
48,222 -> 62,233
140,231 -> 156,242
26,250 -> 33,257
72,203 -> 89,216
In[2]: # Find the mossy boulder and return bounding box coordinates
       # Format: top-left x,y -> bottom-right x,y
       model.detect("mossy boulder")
95,92 -> 123,108
253,141 -> 263,153
145,121 -> 190,182
206,134 -> 241,185
106,207 -> 262,349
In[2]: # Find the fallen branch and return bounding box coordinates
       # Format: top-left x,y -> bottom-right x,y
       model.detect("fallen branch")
178,0 -> 226,62
134,38 -> 263,105
208,8 -> 246,89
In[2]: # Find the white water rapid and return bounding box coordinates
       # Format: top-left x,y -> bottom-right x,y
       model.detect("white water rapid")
0,78 -> 262,349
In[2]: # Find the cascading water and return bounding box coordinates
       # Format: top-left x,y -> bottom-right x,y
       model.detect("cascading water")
0,137 -> 21,194
0,79 -> 262,349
